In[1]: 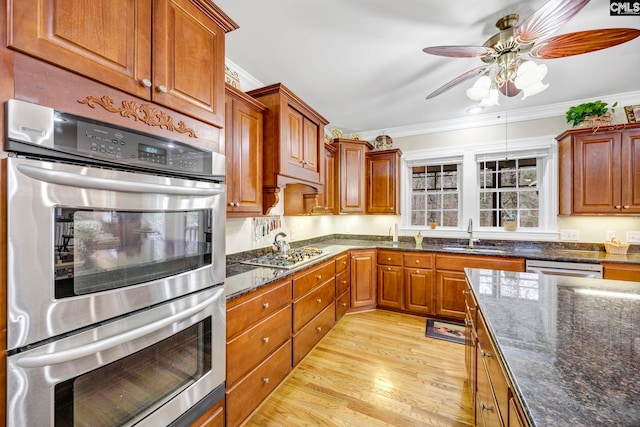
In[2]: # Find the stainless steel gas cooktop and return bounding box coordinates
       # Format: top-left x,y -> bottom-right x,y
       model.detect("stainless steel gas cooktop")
241,247 -> 325,270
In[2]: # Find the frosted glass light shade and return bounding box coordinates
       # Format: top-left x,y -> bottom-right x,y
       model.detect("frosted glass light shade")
466,75 -> 491,101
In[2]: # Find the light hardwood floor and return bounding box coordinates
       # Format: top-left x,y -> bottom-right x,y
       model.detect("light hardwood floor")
243,310 -> 473,426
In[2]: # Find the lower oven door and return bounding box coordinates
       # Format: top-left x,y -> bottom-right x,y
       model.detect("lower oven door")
7,285 -> 225,427
7,156 -> 226,350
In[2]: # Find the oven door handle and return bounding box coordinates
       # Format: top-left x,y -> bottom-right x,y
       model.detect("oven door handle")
15,289 -> 222,368
17,163 -> 224,197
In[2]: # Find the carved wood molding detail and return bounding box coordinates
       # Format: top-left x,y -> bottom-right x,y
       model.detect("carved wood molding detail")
77,96 -> 198,138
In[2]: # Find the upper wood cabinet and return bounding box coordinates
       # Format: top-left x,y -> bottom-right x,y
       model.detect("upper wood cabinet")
332,138 -> 373,214
247,83 -> 329,214
8,0 -> 237,128
321,142 -> 337,213
557,124 -> 640,215
225,84 -> 266,217
366,148 -> 402,215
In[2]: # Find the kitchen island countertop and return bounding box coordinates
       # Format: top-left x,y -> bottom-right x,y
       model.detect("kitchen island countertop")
465,268 -> 640,426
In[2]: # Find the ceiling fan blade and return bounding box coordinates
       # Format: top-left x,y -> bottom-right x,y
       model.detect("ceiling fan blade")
516,0 -> 589,44
530,28 -> 640,58
423,45 -> 494,58
426,65 -> 491,99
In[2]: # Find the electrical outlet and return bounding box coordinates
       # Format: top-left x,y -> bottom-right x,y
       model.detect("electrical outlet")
626,231 -> 640,243
559,229 -> 580,241
606,230 -> 616,241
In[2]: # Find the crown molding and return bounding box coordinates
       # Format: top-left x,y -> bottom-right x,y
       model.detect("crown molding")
225,58 -> 264,91
358,91 -> 640,141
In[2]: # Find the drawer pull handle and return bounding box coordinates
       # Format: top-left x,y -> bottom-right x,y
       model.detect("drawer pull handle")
316,326 -> 322,332
462,290 -> 470,295
342,261 -> 347,265
415,270 -> 420,273
316,298 -> 322,303
388,267 -> 391,271
262,337 -> 269,343
342,280 -> 347,284
387,257 -> 391,261
263,377 -> 270,384
480,402 -> 492,411
263,302 -> 270,309
317,275 -> 322,280
415,260 -> 420,264
481,350 -> 492,358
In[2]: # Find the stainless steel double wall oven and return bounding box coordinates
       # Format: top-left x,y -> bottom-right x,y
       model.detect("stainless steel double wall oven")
5,99 -> 227,426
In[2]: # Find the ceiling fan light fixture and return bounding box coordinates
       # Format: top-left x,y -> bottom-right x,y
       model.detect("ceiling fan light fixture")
521,81 -> 549,99
466,75 -> 492,101
514,61 -> 547,90
479,87 -> 500,107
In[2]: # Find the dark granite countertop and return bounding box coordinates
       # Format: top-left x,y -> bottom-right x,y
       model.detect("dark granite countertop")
224,237 -> 640,301
465,268 -> 640,426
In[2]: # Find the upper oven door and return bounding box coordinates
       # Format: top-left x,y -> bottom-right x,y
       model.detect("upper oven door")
7,156 -> 226,350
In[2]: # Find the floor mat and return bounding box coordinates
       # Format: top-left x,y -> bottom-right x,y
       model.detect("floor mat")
425,319 -> 465,344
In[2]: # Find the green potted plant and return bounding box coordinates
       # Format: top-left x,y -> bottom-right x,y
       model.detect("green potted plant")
428,217 -> 437,230
565,100 -> 617,128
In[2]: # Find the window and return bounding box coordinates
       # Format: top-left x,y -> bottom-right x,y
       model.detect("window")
478,158 -> 540,228
410,163 -> 460,227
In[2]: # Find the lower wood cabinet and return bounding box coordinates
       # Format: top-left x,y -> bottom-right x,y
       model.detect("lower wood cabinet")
377,250 -> 434,315
435,255 -> 524,320
602,262 -> 640,282
350,249 -> 377,309
335,253 -> 351,320
293,302 -> 336,365
190,399 -> 224,427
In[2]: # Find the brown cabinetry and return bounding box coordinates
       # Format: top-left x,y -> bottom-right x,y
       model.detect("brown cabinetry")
377,250 -> 434,315
557,124 -> 640,215
332,138 -> 373,214
292,260 -> 336,365
602,262 -> 640,282
435,255 -> 524,320
8,0 -> 237,127
190,399 -> 224,427
366,148 -> 402,214
335,253 -> 351,320
350,249 -> 377,310
225,278 -> 292,427
247,83 -> 329,213
321,142 -> 337,213
224,84 -> 266,216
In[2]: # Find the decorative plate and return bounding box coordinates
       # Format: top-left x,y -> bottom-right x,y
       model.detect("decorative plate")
374,134 -> 393,149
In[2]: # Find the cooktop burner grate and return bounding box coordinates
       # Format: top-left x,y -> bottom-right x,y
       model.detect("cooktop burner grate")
241,247 -> 325,269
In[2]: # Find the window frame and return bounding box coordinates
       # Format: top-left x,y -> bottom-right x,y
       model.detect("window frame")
401,136 -> 558,240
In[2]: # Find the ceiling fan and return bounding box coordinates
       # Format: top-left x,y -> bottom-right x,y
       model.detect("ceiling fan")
423,0 -> 640,103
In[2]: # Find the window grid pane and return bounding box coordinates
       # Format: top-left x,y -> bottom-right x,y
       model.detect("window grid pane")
411,164 -> 459,227
478,158 -> 539,228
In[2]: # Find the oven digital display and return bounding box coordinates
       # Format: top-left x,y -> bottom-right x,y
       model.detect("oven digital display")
138,143 -> 167,164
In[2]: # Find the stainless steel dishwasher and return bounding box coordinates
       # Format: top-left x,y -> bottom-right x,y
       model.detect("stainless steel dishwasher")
526,259 -> 603,278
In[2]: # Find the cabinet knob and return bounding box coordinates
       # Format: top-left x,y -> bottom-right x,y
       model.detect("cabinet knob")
342,261 -> 347,265
415,260 -> 420,264
462,290 -> 470,295
316,298 -> 322,304
481,350 -> 492,358
228,202 -> 236,207
263,302 -> 270,309
480,402 -> 492,411
262,336 -> 269,343
387,267 -> 391,271
341,302 -> 347,307
615,205 -> 622,209
623,205 -> 630,209
317,275 -> 322,280
387,257 -> 391,261
140,78 -> 152,88
342,280 -> 347,284
156,84 -> 168,93
415,270 -> 420,273
263,377 -> 270,384
316,326 -> 322,332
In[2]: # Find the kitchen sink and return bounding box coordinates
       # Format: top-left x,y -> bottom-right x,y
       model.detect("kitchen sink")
442,246 -> 509,255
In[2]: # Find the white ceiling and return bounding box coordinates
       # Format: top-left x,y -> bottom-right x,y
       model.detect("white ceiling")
217,0 -> 640,135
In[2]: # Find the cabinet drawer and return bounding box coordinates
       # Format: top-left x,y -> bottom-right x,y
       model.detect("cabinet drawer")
293,279 -> 335,333
189,398 -> 223,427
478,315 -> 509,425
293,302 -> 335,365
225,340 -> 292,427
336,269 -> 350,296
227,279 -> 292,339
377,250 -> 403,266
293,260 -> 335,298
435,254 -> 524,272
404,252 -> 433,268
335,253 -> 350,274
336,290 -> 350,321
226,305 -> 292,387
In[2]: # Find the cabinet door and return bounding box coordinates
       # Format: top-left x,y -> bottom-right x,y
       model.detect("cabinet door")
573,132 -> 621,214
602,262 -> 640,282
303,117 -> 319,174
153,0 -> 226,127
8,0 -> 152,99
225,91 -> 263,216
285,106 -> 305,174
435,271 -> 467,320
404,268 -> 434,315
339,143 -> 367,213
377,266 -> 404,310
350,250 -> 377,309
621,129 -> 640,213
366,150 -> 400,214
323,144 -> 337,212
